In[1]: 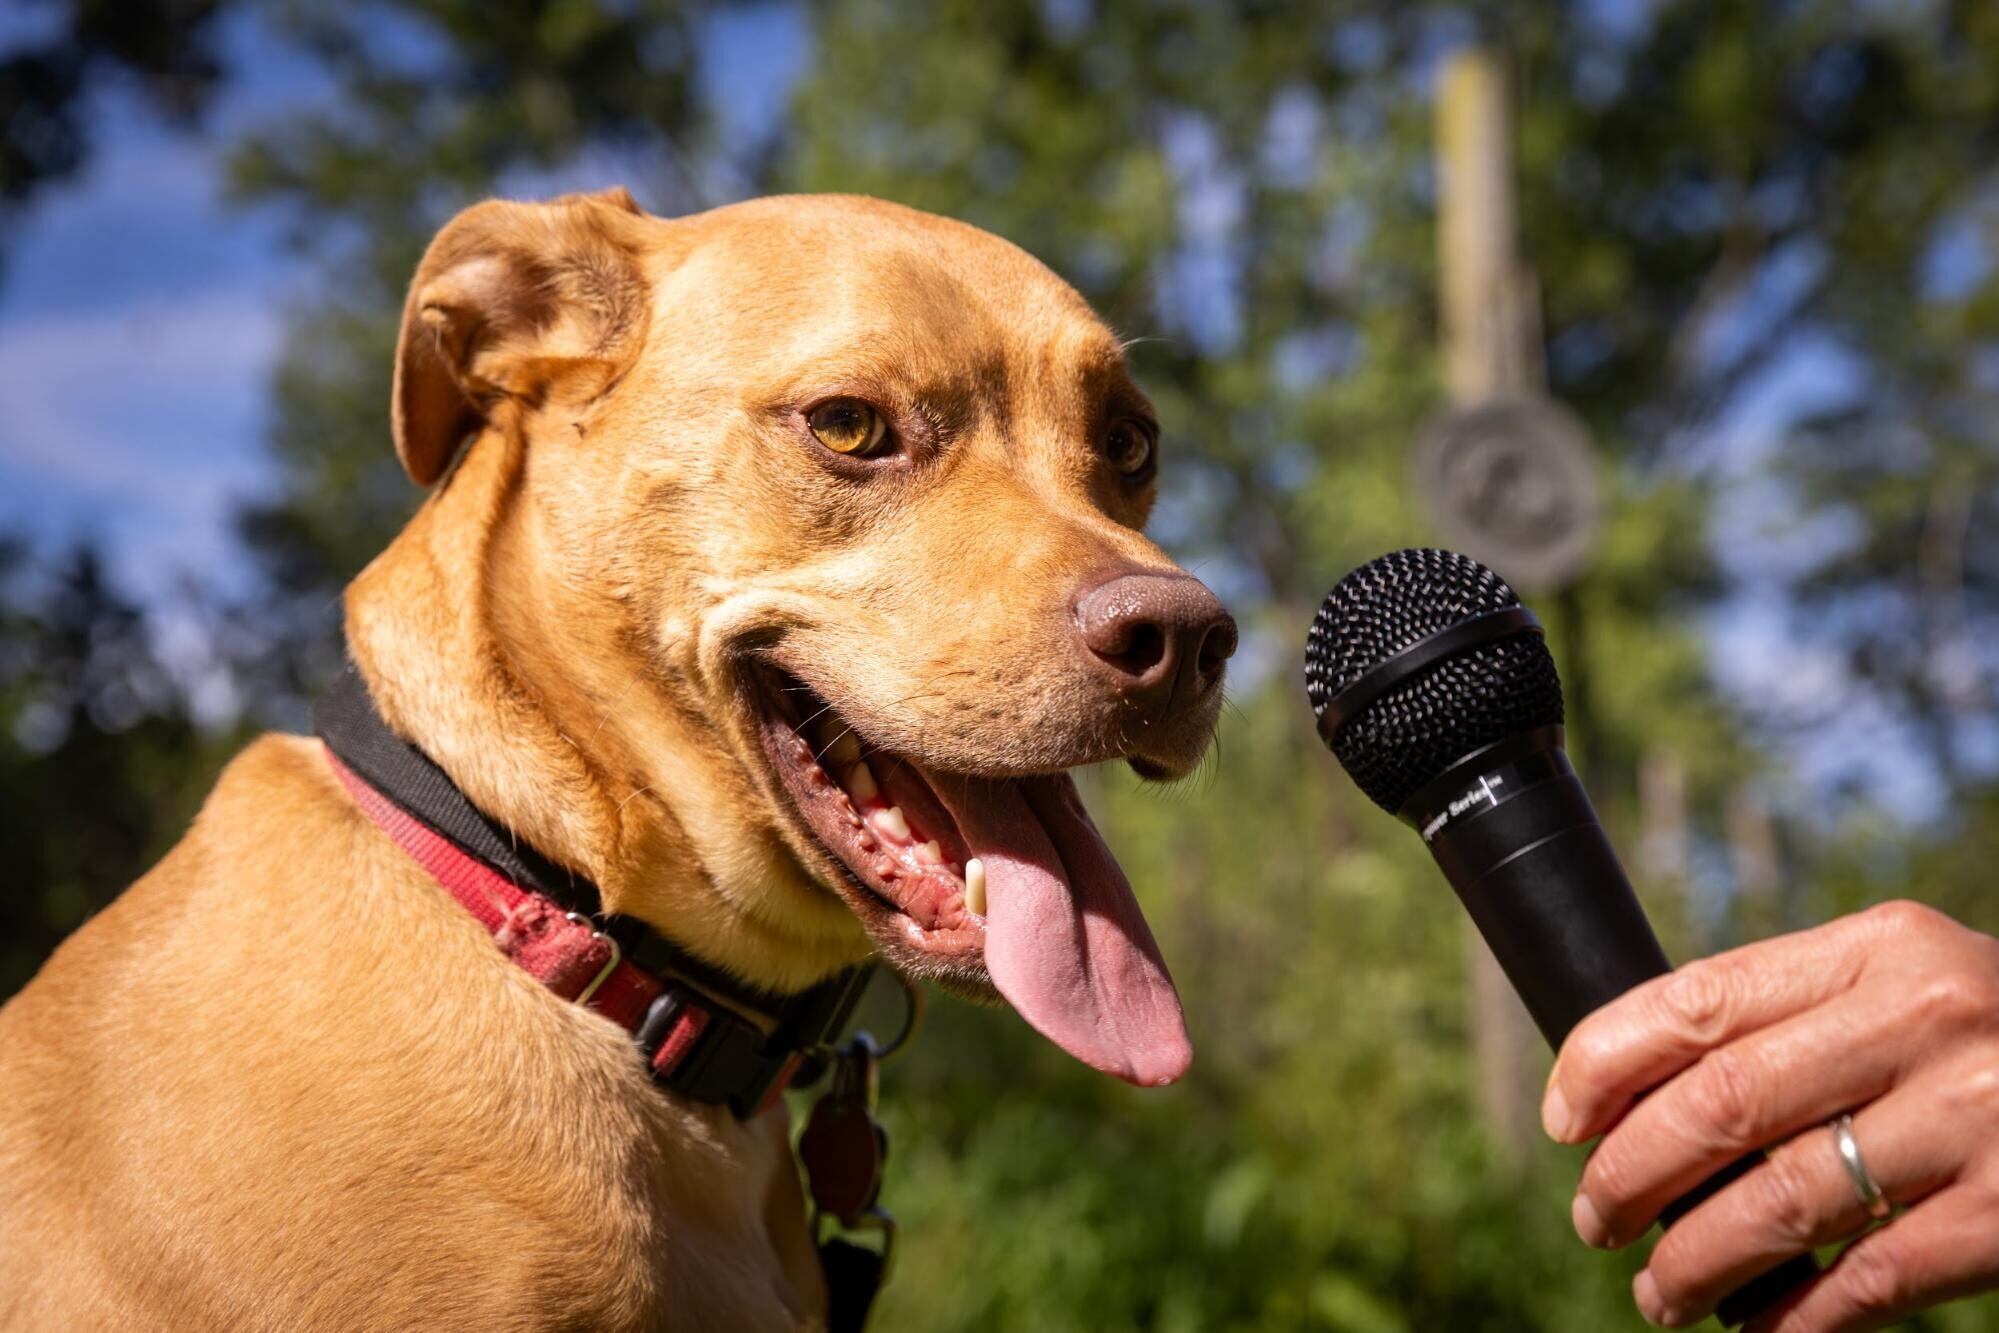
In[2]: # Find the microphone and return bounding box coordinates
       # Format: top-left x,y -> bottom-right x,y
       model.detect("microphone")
1303,547 -> 1815,1327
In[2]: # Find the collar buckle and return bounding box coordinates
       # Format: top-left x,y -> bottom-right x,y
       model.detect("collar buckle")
562,912 -> 621,1006
635,968 -> 875,1119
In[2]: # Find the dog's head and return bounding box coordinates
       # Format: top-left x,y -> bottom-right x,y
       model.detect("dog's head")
383,189 -> 1233,1084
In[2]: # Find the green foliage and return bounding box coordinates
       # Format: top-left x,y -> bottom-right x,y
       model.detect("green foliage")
0,0 -> 228,258
0,547 -> 243,993
9,0 -> 1999,1327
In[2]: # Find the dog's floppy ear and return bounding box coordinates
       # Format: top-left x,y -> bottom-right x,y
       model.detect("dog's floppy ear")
392,186 -> 652,485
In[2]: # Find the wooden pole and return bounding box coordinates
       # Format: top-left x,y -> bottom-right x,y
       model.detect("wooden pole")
1435,47 -> 1546,1169
1438,52 -> 1539,403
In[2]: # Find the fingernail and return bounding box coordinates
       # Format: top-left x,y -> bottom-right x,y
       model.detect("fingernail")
1542,1082 -> 1576,1141
1572,1191 -> 1611,1248
1634,1269 -> 1673,1326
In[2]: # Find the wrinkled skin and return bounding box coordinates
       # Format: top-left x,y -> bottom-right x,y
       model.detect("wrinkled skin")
1545,901 -> 1999,1332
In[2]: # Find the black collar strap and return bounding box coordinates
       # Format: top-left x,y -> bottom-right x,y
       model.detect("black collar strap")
313,664 -> 873,1118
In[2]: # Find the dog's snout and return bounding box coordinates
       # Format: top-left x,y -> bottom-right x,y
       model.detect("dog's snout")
1073,571 -> 1236,706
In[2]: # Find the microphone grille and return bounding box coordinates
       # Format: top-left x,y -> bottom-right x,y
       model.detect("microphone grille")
1304,548 -> 1563,812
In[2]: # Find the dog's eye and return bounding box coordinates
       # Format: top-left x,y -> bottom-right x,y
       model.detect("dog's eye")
1106,419 -> 1156,479
807,399 -> 891,456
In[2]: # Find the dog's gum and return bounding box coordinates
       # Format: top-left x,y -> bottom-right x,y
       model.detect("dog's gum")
769,678 -> 989,948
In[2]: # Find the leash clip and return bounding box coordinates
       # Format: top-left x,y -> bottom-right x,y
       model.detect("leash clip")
868,968 -> 924,1063
816,1203 -> 896,1271
814,1204 -> 895,1333
804,1036 -> 897,1333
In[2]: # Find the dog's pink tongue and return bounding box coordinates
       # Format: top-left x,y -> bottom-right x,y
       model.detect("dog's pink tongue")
928,772 -> 1191,1086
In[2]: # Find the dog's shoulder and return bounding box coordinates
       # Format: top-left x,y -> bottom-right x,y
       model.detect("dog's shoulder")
195,730 -> 356,863
1,730 -> 826,1331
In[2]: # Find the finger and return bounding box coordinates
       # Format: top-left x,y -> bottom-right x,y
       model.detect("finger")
1634,1084 -> 1961,1326
1547,918 -> 1873,1145
1741,1184 -> 1999,1333
1573,990 -> 1913,1248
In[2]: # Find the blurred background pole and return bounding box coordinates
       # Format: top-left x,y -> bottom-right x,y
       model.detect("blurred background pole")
1435,47 -> 1548,1169
1438,51 -> 1537,405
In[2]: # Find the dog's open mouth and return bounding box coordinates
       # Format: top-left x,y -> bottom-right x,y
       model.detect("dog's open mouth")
751,665 -> 1191,1086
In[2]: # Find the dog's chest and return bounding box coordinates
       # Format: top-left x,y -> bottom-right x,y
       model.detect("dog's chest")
241,1036 -> 827,1331
411,1022 -> 828,1332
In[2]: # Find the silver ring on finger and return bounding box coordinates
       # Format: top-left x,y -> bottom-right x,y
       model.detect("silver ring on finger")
1830,1112 -> 1893,1222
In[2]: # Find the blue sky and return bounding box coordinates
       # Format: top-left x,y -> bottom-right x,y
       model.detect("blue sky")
0,10 -> 318,601
0,3 -> 806,603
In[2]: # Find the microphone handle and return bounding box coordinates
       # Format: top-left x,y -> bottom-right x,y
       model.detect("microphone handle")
1416,748 -> 1818,1327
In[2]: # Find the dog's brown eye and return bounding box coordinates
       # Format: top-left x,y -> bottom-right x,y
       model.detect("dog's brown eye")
807,399 -> 890,456
1106,419 -> 1156,479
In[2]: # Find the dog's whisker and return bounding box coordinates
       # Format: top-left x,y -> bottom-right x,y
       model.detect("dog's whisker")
588,676 -> 647,743
796,700 -> 841,730
811,723 -> 863,766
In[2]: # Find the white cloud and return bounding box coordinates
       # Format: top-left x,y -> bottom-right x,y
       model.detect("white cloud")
0,284 -> 284,600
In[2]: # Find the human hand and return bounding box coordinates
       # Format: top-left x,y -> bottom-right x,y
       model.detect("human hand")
1543,901 -> 1999,1331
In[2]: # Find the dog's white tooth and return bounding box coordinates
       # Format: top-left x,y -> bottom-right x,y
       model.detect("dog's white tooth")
964,858 -> 987,916
915,839 -> 943,865
825,730 -> 862,766
847,762 -> 879,803
872,805 -> 910,841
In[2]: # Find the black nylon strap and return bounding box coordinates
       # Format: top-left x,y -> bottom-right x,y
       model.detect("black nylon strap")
314,665 -> 579,896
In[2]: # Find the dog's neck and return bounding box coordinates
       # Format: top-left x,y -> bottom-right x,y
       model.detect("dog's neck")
345,427 -> 638,886
342,426 -> 858,993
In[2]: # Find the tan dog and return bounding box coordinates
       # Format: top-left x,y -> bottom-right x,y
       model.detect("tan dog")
0,189 -> 1234,1331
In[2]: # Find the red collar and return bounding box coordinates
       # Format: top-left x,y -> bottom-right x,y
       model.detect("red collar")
322,738 -> 870,1118
313,667 -> 897,1330
328,750 -> 664,1021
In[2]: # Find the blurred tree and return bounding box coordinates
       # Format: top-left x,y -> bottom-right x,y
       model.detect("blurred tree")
231,0 -> 1999,801
0,0 -> 231,267
0,544 -> 239,993
0,2 -> 243,980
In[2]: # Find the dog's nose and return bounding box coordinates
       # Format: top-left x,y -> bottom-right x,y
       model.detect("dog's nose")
1074,571 -> 1237,706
